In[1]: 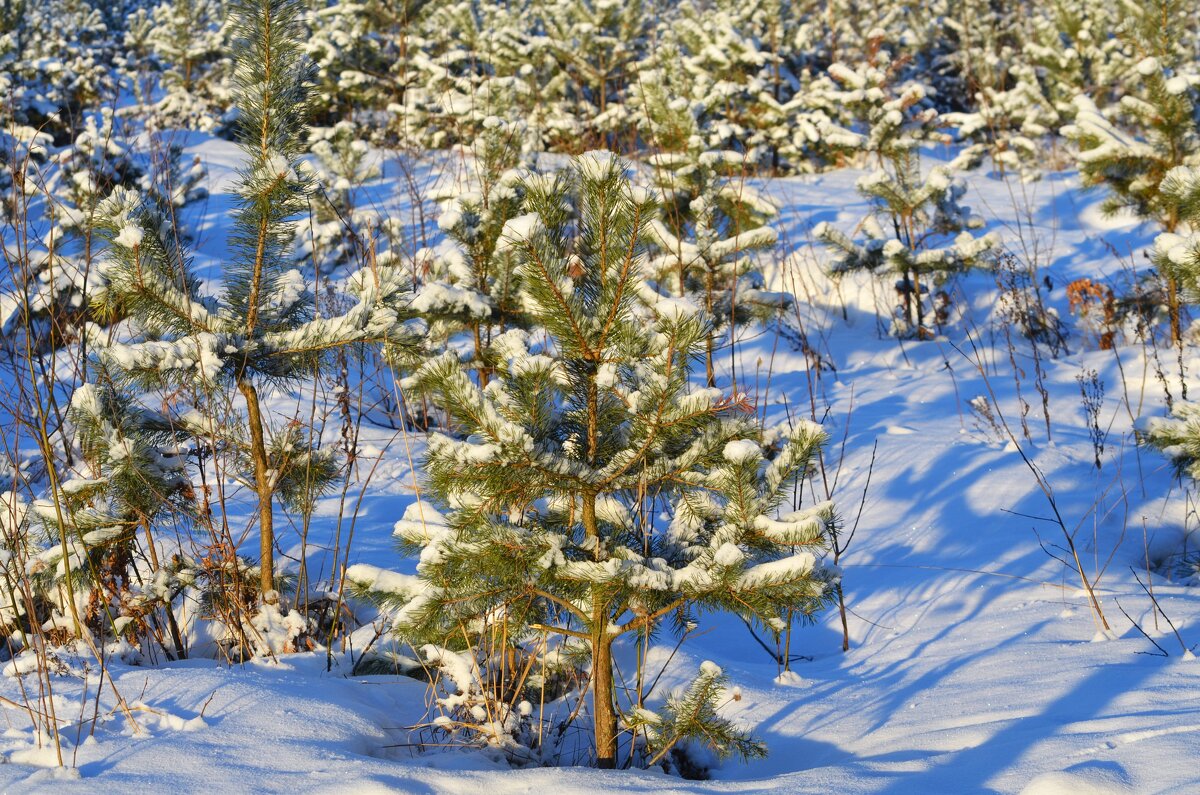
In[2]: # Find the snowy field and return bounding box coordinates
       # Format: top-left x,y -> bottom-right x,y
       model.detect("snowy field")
1,137 -> 1197,794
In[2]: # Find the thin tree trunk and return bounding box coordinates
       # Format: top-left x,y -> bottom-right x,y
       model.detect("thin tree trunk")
704,333 -> 715,388
912,269 -> 925,338
582,369 -> 616,767
473,322 -> 489,387
592,625 -> 617,768
239,379 -> 276,602
835,582 -> 850,652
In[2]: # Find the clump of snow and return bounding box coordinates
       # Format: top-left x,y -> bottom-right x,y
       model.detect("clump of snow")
1020,766 -> 1136,795
576,149 -> 620,180
344,564 -> 421,596
774,670 -> 805,687
1135,57 -> 1160,76
723,439 -> 763,464
115,223 -> 143,248
262,152 -> 297,181
496,212 -> 544,253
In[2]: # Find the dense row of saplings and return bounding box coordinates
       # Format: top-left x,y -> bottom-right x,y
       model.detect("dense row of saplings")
4,0 -> 1198,186
0,0 -> 841,774
8,0 -> 1200,360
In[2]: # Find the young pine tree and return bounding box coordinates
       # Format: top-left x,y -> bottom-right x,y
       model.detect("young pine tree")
89,0 -> 420,605
146,0 -> 231,130
415,118 -> 530,386
1143,166 -> 1200,469
1061,0 -> 1200,343
802,42 -> 996,338
815,154 -> 997,338
645,149 -> 788,387
66,382 -> 192,654
392,153 -> 838,768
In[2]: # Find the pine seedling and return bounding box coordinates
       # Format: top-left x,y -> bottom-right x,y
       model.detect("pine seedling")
803,45 -> 944,169
626,661 -> 765,774
1025,0 -> 1129,121
538,0 -> 649,146
146,0 -> 231,131
86,0 -> 421,606
415,117 -> 530,386
804,41 -> 996,338
815,150 -> 997,338
645,148 -> 788,386
295,120 -> 385,276
383,152 -> 838,768
1142,166 -> 1200,471
65,382 -> 192,651
943,62 -> 1062,181
1061,0 -> 1200,342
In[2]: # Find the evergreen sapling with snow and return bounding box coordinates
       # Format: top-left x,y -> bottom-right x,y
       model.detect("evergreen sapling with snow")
369,152 -> 838,770
84,0 -> 421,623
644,148 -> 788,386
807,49 -> 996,338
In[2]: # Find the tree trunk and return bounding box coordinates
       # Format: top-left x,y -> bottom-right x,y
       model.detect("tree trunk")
473,322 -> 490,388
592,626 -> 618,768
704,333 -> 716,388
583,366 -> 617,766
239,379 -> 276,602
1167,273 -> 1181,345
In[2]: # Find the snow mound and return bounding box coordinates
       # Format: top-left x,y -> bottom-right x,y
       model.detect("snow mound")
1020,763 -> 1135,795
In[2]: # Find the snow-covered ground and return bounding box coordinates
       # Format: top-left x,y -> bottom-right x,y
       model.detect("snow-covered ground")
2,142 -> 1198,794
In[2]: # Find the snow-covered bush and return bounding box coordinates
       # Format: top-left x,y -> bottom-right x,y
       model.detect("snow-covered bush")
368,152 -> 838,769
80,0 -> 422,627
644,148 -> 788,385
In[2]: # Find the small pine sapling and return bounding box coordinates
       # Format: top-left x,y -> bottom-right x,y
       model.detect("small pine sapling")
146,0 -> 231,131
1061,0 -> 1200,343
379,152 -> 838,769
1143,165 -> 1200,473
625,660 -> 766,775
815,154 -> 998,338
65,383 -> 193,654
295,120 -> 386,277
943,62 -> 1062,181
415,118 -> 530,385
807,37 -> 996,339
86,0 -> 421,609
645,149 -> 789,386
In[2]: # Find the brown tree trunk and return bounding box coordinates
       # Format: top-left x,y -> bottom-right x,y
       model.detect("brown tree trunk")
704,333 -> 716,388
592,625 -> 618,768
582,363 -> 617,767
582,486 -> 617,766
239,379 -> 276,602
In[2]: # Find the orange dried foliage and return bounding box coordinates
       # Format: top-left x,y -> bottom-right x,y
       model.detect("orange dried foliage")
1066,278 -> 1115,350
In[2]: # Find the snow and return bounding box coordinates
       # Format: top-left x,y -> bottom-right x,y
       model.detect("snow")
263,152 -> 297,181
4,118 -> 1200,795
576,149 -> 620,180
496,212 -> 544,253
722,439 -> 762,464
114,223 -> 143,248
345,564 -> 422,597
